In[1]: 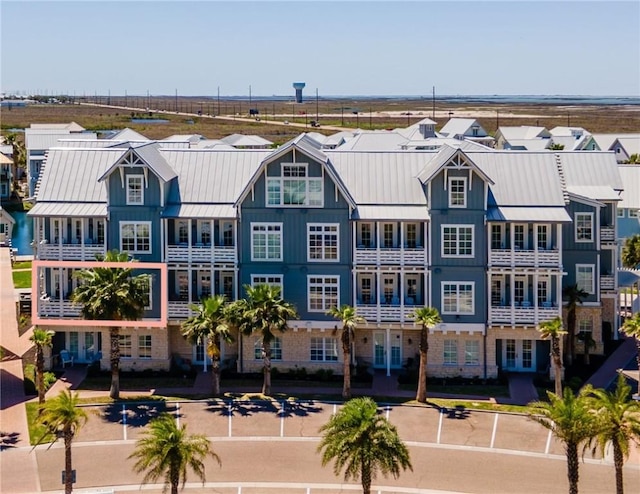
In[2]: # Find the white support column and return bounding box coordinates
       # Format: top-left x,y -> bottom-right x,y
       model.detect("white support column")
510,273 -> 516,326
556,272 -> 562,318
376,221 -> 381,264
510,224 -> 515,266
533,223 -> 538,266
400,222 -> 405,265
188,268 -> 193,304
487,271 -> 492,324
376,269 -> 381,321
188,219 -> 192,263
487,223 -> 492,267
400,271 -> 405,321
352,270 -> 357,307
533,272 -> 539,324
386,327 -> 391,377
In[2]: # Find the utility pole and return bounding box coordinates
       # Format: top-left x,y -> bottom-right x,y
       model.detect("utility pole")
175,89 -> 178,112
249,85 -> 252,113
432,86 -> 436,120
316,88 -> 319,122
217,86 -> 220,116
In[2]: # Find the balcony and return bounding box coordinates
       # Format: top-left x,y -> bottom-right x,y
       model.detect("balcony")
166,244 -> 236,263
490,305 -> 559,325
168,301 -> 197,319
38,299 -> 82,318
600,275 -> 615,291
354,247 -> 426,266
37,242 -> 105,261
355,304 -> 416,323
489,249 -> 560,268
600,226 -> 615,244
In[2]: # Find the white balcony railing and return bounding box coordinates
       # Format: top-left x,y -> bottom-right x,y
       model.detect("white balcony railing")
600,275 -> 615,291
168,301 -> 197,319
355,304 -> 416,323
490,306 -> 559,325
354,247 -> 426,265
600,227 -> 615,243
39,299 -> 82,317
166,245 -> 236,263
489,249 -> 560,267
37,243 -> 106,261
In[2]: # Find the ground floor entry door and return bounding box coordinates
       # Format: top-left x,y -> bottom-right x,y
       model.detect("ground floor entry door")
502,339 -> 535,372
372,330 -> 403,370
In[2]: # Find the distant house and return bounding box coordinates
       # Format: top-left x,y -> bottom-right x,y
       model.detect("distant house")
220,134 -> 273,149
0,206 -> 15,246
438,118 -> 495,147
610,137 -> 640,163
494,126 -> 551,149
0,153 -> 13,200
617,164 -> 640,258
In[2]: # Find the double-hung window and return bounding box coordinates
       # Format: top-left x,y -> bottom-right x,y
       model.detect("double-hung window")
254,337 -> 282,360
138,335 -> 152,359
442,282 -> 474,314
266,164 -> 323,207
120,222 -> 151,253
251,275 -> 283,291
575,213 -> 593,242
310,337 -> 338,362
448,177 -> 467,208
308,276 -> 339,312
465,340 -> 480,365
308,224 -> 339,261
442,225 -> 473,257
119,335 -> 132,358
576,265 -> 595,294
251,223 -> 282,261
444,340 -> 458,365
126,175 -> 144,205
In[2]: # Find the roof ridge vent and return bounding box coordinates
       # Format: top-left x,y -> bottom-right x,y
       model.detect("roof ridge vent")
554,153 -> 569,205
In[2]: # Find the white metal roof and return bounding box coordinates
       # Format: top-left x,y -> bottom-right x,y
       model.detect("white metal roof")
559,152 -> 623,192
418,146 -> 494,185
612,137 -> 640,156
618,165 -> 640,208
109,128 -> 150,141
26,132 -> 97,150
439,118 -> 488,138
497,126 -> 550,141
335,132 -> 407,151
0,207 -> 16,223
566,186 -> 620,202
355,205 -> 429,220
28,202 -> 106,217
487,206 -> 571,222
503,139 -> 552,151
30,122 -> 85,132
161,204 -> 236,219
221,134 -> 273,148
97,143 -> 177,183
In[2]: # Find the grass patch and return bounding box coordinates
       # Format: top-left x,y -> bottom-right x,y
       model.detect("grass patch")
26,402 -> 54,446
426,398 -> 530,414
12,270 -> 31,288
12,261 -> 32,270
398,383 -> 509,397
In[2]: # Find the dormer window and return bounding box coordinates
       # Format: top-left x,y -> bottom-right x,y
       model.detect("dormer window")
126,175 -> 144,205
448,177 -> 467,208
266,163 -> 323,207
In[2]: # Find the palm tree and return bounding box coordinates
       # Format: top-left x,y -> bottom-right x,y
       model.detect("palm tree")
538,316 -> 567,396
563,284 -> 588,367
327,305 -> 366,399
228,284 -> 298,395
71,250 -> 149,399
36,390 -> 88,494
622,234 -> 640,269
585,375 -> 640,494
181,295 -> 233,397
411,307 -> 442,403
128,413 -> 220,494
529,388 -> 597,494
620,312 -> 640,397
318,397 -> 412,494
29,327 -> 55,404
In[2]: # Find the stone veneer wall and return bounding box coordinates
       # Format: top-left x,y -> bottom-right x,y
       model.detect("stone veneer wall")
103,327 -> 170,372
568,306 -> 604,356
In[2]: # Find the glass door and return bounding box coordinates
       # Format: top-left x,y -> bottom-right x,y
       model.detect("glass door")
522,340 -> 533,369
505,339 -> 516,369
373,332 -> 385,367
390,332 -> 402,367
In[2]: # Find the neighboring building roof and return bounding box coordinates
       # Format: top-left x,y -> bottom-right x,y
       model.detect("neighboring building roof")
502,139 -> 552,151
439,118 -> 488,138
25,132 -> 97,150
108,128 -> 150,141
0,153 -> 12,165
590,133 -> 640,152
549,126 -> 589,137
35,148 -> 126,202
30,122 -> 85,132
305,132 -> 327,145
496,126 -> 550,141
335,131 -> 407,151
402,137 -> 489,151
558,152 -> 623,200
221,134 -> 273,148
323,131 -> 355,148
611,136 -> 640,156
163,134 -> 204,143
550,135 -> 589,151
617,164 -> 640,209
0,206 -> 16,223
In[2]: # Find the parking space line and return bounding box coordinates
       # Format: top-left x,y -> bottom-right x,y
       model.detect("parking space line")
490,413 -> 499,448
122,404 -> 127,441
280,401 -> 285,438
544,429 -> 553,454
176,402 -> 180,428
228,402 -> 232,437
436,409 -> 444,444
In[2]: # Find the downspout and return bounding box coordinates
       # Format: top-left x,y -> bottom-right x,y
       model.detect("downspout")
483,326 -> 488,380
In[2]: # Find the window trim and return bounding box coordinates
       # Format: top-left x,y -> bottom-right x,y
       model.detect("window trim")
443,339 -> 458,365
617,208 -> 625,218
250,274 -> 283,290
307,275 -> 340,313
310,337 -> 339,362
254,336 -> 282,360
250,222 -> 283,261
464,340 -> 480,366
307,223 -> 339,262
265,162 -> 324,208
119,221 -> 152,254
119,334 -> 132,359
126,174 -> 144,205
441,224 -> 474,258
575,212 -> 594,243
576,264 -> 595,294
138,334 -> 152,359
441,281 -> 475,315
448,176 -> 467,208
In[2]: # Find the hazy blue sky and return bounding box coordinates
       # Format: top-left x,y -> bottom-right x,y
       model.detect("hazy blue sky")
2,1 -> 639,97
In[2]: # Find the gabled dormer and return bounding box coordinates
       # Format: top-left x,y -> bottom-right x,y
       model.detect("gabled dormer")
98,143 -> 177,209
418,146 -> 494,212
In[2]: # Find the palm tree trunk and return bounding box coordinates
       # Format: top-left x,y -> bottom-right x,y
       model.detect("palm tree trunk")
566,441 -> 580,494
262,341 -> 271,396
36,345 -> 45,404
613,440 -> 624,494
212,356 -> 221,397
64,432 -> 73,494
342,328 -> 351,399
109,326 -> 121,400
566,308 -> 576,367
170,463 -> 179,494
361,459 -> 371,494
552,336 -> 563,396
416,326 -> 429,403
636,338 -> 640,397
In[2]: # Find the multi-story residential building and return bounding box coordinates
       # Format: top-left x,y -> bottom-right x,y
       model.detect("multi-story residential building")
0,152 -> 13,200
29,135 -> 623,380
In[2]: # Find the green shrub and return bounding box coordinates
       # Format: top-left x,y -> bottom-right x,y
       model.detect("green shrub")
24,363 -> 56,395
314,368 -> 334,382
